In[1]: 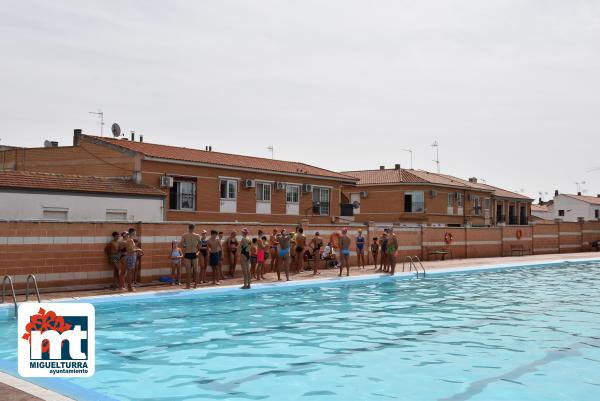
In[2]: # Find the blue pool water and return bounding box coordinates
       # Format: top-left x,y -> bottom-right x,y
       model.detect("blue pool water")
1,260 -> 600,401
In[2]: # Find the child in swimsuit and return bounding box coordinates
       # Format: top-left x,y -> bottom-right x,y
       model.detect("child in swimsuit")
250,238 -> 258,280
170,240 -> 183,285
371,237 -> 379,270
356,229 -> 366,269
257,236 -> 267,280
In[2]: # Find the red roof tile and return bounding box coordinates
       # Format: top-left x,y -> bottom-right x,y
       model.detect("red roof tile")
563,194 -> 600,205
341,169 -> 425,185
343,168 -> 533,201
89,136 -> 357,182
0,171 -> 166,197
531,204 -> 550,212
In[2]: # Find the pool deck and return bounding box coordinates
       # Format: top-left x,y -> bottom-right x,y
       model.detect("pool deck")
2,251 -> 599,401
6,251 -> 600,303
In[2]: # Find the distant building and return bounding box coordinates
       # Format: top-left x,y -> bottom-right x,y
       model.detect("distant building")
0,170 -> 166,221
341,166 -> 532,227
535,192 -> 600,222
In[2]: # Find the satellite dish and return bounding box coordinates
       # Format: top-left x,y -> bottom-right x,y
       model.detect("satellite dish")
352,201 -> 360,209
111,123 -> 121,138
43,140 -> 52,148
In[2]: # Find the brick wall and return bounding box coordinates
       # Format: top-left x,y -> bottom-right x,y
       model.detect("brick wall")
1,220 -> 598,293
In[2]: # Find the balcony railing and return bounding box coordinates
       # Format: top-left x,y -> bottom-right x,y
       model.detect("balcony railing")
404,202 -> 424,213
340,203 -> 354,217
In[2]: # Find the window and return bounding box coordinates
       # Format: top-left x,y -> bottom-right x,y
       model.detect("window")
404,191 -> 424,213
220,179 -> 237,200
106,209 -> 127,221
42,207 -> 68,220
256,182 -> 271,202
484,198 -> 491,210
447,193 -> 453,207
169,180 -> 196,210
596,209 -> 599,219
473,196 -> 481,216
312,187 -> 330,215
457,193 -> 464,208
286,185 -> 299,203
558,209 -> 565,217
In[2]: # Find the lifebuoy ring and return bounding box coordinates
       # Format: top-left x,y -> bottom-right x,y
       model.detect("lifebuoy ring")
444,232 -> 453,245
330,232 -> 340,249
516,229 -> 523,240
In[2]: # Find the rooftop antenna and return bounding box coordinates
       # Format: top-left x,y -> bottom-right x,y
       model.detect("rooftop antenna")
431,141 -> 440,173
402,149 -> 413,169
575,181 -> 586,193
538,191 -> 548,201
267,145 -> 274,159
88,109 -> 104,137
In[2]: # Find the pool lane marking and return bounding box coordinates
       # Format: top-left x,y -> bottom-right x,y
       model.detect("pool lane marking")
438,336 -> 600,401
0,371 -> 75,401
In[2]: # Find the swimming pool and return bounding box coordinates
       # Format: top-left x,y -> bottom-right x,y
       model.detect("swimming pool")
1,259 -> 600,401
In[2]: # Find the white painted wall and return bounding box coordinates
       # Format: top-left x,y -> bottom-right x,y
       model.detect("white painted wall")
551,195 -> 600,222
0,190 -> 164,221
531,204 -> 555,221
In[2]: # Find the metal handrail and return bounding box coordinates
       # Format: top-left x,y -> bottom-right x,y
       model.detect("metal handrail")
26,274 -> 41,302
412,256 -> 426,276
402,256 -> 420,278
2,275 -> 18,317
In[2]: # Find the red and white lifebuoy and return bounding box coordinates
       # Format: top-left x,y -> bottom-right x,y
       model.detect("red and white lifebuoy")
516,229 -> 523,240
444,232 -> 453,245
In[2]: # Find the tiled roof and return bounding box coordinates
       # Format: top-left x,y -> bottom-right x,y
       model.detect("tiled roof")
343,168 -> 533,201
341,169 -> 425,185
563,194 -> 600,205
0,170 -> 166,197
90,136 -> 357,182
531,204 -> 550,212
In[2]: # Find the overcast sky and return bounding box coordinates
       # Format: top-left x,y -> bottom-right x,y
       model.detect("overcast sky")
1,1 -> 599,200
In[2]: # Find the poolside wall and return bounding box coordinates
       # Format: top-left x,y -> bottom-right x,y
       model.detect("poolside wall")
0,220 -> 599,293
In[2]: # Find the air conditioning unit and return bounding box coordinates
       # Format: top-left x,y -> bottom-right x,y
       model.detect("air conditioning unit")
360,191 -> 368,199
302,184 -> 313,193
160,176 -> 174,188
244,179 -> 256,189
275,182 -> 286,191
429,190 -> 437,198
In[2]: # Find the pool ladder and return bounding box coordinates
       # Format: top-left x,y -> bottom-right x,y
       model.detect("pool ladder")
1,274 -> 41,317
402,256 -> 426,278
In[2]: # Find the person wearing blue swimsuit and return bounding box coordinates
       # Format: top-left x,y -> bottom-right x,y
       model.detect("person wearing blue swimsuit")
277,229 -> 291,281
339,228 -> 352,277
356,229 -> 366,269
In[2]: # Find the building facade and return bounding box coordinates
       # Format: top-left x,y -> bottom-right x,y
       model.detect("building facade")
1,130 -> 358,224
0,171 -> 165,221
533,193 -> 600,222
341,166 -> 532,227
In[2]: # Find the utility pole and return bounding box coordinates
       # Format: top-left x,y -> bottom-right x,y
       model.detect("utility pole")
431,141 -> 440,173
88,109 -> 104,137
402,149 -> 413,169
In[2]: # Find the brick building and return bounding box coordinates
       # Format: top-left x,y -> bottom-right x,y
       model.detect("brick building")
1,130 -> 358,224
341,166 -> 532,227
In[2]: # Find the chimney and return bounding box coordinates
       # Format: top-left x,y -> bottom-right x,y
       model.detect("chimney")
209,146 -> 212,151
554,190 -> 559,196
379,166 -> 385,170
130,131 -> 135,141
539,197 -> 543,204
51,141 -> 58,147
139,135 -> 143,143
394,164 -> 401,170
468,177 -> 478,183
597,194 -> 600,198
578,191 -> 582,196
73,129 -> 82,146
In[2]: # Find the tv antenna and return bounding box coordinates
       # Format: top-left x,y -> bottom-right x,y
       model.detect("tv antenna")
267,145 -> 274,159
111,123 -> 121,138
431,141 -> 440,173
402,149 -> 413,169
89,109 -> 104,136
575,181 -> 586,193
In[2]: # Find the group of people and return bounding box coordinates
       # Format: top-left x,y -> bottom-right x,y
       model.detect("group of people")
166,225 -> 401,290
104,228 -> 144,292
